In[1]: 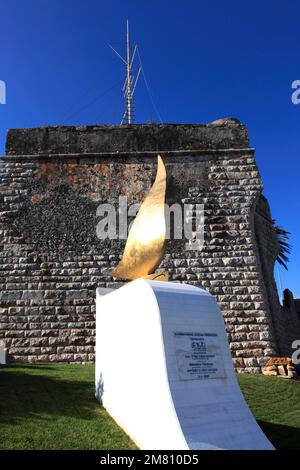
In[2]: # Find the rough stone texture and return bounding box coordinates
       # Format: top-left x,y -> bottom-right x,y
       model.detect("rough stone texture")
255,197 -> 300,357
262,358 -> 298,379
266,357 -> 293,366
5,121 -> 249,156
280,289 -> 300,355
0,121 -> 298,370
294,297 -> 300,314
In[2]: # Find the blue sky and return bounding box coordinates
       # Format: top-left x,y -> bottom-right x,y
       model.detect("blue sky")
0,0 -> 299,296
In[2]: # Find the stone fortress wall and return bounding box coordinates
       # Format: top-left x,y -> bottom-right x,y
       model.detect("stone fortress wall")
0,119 -> 299,372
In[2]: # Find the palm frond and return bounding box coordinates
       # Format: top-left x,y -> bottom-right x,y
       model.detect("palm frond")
272,220 -> 291,270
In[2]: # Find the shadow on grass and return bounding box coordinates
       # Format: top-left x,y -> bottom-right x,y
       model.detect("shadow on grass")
0,368 -> 97,425
1,364 -> 59,371
258,420 -> 300,450
2,367 -> 299,450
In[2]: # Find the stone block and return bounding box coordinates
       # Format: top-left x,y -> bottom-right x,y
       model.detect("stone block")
244,358 -> 258,367
262,368 -> 278,377
0,291 -> 22,301
22,290 -> 43,300
277,365 -> 287,377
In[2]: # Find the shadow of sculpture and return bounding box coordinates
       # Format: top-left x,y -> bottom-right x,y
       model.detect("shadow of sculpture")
257,420 -> 300,450
95,373 -> 104,404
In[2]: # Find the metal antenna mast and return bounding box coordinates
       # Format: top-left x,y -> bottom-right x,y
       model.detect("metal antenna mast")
109,20 -> 141,124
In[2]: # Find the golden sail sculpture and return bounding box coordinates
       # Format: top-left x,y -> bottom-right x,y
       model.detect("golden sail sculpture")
111,155 -> 168,281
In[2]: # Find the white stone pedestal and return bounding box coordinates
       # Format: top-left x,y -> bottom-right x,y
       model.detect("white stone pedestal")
95,280 -> 274,450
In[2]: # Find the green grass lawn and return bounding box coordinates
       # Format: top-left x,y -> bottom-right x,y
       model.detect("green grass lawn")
237,374 -> 300,450
0,364 -> 299,450
0,364 -> 137,450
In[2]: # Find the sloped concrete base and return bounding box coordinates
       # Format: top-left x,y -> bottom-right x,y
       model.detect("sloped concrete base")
95,280 -> 274,450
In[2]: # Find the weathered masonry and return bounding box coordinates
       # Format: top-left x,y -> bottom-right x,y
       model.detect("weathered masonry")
0,119 -> 299,371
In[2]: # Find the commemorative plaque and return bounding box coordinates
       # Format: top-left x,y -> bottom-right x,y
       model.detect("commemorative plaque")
174,332 -> 226,380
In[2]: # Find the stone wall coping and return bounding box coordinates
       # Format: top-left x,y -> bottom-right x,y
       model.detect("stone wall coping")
0,147 -> 255,161
5,121 -> 250,155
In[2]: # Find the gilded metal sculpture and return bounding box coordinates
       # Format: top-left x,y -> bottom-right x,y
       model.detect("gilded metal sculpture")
111,155 -> 168,281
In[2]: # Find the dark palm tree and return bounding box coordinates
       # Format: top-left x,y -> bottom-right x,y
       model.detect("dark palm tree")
272,220 -> 291,270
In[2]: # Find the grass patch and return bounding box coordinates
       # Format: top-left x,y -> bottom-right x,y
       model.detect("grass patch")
238,374 -> 300,450
0,364 -> 137,450
0,364 -> 299,449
